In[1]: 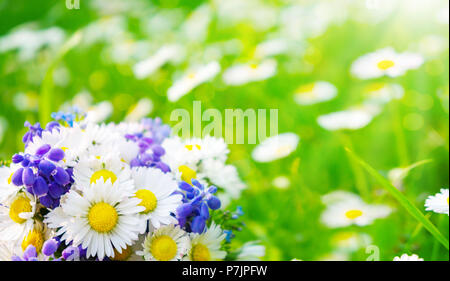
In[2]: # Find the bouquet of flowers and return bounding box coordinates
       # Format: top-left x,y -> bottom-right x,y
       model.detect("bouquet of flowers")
0,110 -> 264,261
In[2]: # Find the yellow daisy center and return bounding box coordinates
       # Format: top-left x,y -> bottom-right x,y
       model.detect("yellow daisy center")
22,228 -> 44,253
150,235 -> 177,261
191,244 -> 211,261
345,209 -> 363,220
187,73 -> 196,80
90,169 -> 117,185
88,202 -> 118,233
111,245 -> 132,261
135,189 -> 157,214
377,60 -> 395,70
185,144 -> 201,151
249,63 -> 258,70
8,172 -> 13,185
9,196 -> 32,224
178,165 -> 197,185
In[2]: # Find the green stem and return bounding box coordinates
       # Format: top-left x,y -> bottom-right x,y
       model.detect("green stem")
390,101 -> 409,166
345,148 -> 449,250
339,133 -> 369,200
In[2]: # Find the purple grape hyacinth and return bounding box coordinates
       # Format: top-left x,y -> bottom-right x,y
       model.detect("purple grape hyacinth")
11,141 -> 73,209
126,118 -> 171,173
176,179 -> 221,233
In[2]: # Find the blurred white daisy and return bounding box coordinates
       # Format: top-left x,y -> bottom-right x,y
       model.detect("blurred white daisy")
131,167 -> 182,231
0,25 -> 65,61
138,224 -> 189,261
317,105 -> 381,131
251,133 -> 300,163
272,175 -> 291,189
60,91 -> 113,124
254,38 -> 289,59
0,192 -> 37,242
222,59 -> 277,86
331,231 -> 372,253
321,191 -> 391,228
73,152 -> 134,193
45,180 -> 145,260
124,98 -> 153,122
235,241 -> 265,261
363,82 -> 404,105
185,222 -> 226,261
167,61 -> 221,102
393,254 -> 424,261
294,81 -> 337,105
425,188 -> 449,216
133,45 -> 183,79
351,48 -> 424,79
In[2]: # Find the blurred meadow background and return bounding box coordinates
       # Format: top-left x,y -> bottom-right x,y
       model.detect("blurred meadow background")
0,0 -> 449,260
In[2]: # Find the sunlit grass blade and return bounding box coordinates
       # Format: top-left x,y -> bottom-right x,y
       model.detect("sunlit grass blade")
345,148 -> 449,250
39,31 -> 83,124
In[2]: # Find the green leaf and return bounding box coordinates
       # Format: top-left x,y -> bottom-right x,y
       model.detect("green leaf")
345,148 -> 449,250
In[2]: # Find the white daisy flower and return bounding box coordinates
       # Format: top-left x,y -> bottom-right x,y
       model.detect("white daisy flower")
198,159 -> 246,207
0,164 -> 23,203
321,192 -> 391,228
185,222 -> 226,261
317,105 -> 381,131
19,222 -> 54,256
0,192 -> 37,242
251,133 -> 299,163
293,81 -> 337,105
73,152 -> 134,193
363,82 -> 404,105
45,180 -> 145,260
131,167 -> 182,232
425,188 -> 449,216
167,61 -> 221,102
109,234 -> 145,261
137,224 -> 189,261
235,241 -> 265,261
222,59 -> 277,86
133,44 -> 183,79
25,126 -> 88,167
351,48 -> 424,79
393,254 -> 424,261
81,123 -> 121,148
161,136 -> 229,170
0,241 -> 16,261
